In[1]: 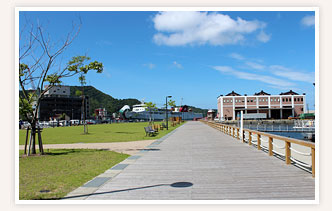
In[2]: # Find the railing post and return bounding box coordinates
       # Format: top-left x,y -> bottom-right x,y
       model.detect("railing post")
311,147 -> 315,177
237,128 -> 239,139
242,130 -> 245,143
268,137 -> 273,156
228,126 -> 231,136
249,131 -> 252,145
233,127 -> 235,138
285,141 -> 291,164
257,134 -> 261,150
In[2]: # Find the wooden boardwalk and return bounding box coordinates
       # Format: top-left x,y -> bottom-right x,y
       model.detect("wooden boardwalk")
67,121 -> 315,200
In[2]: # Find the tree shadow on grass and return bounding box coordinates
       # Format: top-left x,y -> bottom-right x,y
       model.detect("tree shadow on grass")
114,131 -> 138,134
21,149 -> 109,157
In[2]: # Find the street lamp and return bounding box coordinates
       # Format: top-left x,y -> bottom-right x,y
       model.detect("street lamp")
166,96 -> 172,130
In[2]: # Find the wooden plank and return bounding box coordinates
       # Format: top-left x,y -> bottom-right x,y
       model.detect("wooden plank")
249,132 -> 252,145
311,148 -> 315,178
257,134 -> 261,150
285,142 -> 291,164
269,137 -> 273,156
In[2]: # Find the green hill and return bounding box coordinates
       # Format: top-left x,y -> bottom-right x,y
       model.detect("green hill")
70,86 -> 140,116
188,106 -> 209,117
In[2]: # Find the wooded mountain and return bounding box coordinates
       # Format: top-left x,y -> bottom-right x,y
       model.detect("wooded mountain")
70,86 -> 140,116
188,106 -> 209,117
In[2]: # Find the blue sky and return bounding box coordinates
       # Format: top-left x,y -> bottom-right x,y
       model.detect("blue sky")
19,10 -> 316,110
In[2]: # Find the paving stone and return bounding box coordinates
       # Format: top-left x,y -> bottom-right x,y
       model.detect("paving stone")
127,155 -> 141,160
110,164 -> 129,170
82,177 -> 111,188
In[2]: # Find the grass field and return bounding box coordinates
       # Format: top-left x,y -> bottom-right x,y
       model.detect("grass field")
19,121 -> 183,145
19,149 -> 129,200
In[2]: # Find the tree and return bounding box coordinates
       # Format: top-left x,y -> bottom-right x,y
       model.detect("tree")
75,90 -> 82,97
144,101 -> 156,124
167,99 -> 176,110
78,70 -> 88,134
19,19 -> 103,156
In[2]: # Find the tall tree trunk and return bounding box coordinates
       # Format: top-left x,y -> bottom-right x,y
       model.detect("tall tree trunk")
24,127 -> 30,155
37,126 -> 44,155
31,124 -> 36,154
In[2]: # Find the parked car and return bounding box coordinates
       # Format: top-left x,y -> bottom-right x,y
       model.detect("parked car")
70,119 -> 80,125
86,119 -> 96,125
288,116 -> 299,120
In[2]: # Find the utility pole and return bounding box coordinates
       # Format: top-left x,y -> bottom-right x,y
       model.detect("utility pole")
181,97 -> 183,120
166,96 -> 172,130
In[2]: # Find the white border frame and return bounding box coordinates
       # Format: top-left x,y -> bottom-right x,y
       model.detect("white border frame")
15,7 -> 319,205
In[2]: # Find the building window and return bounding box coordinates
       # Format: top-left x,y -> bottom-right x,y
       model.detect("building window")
223,100 -> 226,103
282,98 -> 284,102
250,99 -> 253,102
235,100 -> 238,103
227,100 -> 229,102
231,100 -> 233,103
301,98 -> 303,102
294,98 -> 297,102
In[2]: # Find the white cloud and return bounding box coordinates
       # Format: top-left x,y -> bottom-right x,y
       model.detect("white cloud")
301,15 -> 315,27
269,65 -> 314,83
257,31 -> 271,43
245,61 -> 266,70
173,61 -> 183,69
143,63 -> 156,69
229,53 -> 245,60
213,66 -> 294,87
152,11 -> 268,46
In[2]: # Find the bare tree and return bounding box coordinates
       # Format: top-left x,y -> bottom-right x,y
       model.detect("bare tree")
19,18 -> 103,156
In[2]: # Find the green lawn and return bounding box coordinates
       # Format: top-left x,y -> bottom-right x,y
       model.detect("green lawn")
19,121 -> 183,145
19,149 -> 129,200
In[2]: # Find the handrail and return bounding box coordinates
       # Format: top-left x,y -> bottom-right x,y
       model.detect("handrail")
201,120 -> 315,177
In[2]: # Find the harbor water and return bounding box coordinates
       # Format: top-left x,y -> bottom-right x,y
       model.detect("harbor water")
231,121 -> 315,142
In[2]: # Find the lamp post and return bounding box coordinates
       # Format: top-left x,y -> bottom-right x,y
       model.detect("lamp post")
166,96 -> 172,130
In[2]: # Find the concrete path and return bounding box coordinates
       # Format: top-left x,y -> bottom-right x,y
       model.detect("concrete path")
19,140 -> 155,155
64,121 -> 315,200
